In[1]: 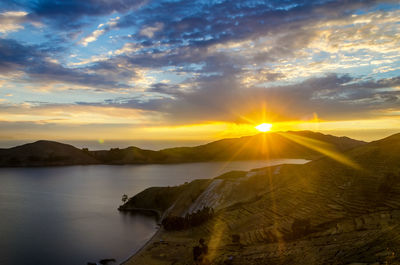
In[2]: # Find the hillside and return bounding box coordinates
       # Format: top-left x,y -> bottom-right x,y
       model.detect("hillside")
0,131 -> 365,167
92,131 -> 365,164
0,140 -> 99,167
123,132 -> 400,265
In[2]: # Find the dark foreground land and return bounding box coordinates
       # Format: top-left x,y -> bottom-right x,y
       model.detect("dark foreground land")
121,133 -> 400,265
0,131 -> 364,167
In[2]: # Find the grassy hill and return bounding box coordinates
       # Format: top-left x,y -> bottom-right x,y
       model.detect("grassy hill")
0,140 -> 99,167
0,131 -> 365,167
92,130 -> 365,164
124,132 -> 400,265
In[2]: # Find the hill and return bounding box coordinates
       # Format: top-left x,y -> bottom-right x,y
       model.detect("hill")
123,132 -> 400,265
91,130 -> 365,164
0,131 -> 366,167
0,140 -> 99,167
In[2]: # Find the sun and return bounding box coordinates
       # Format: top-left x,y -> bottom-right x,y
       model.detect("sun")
255,123 -> 272,132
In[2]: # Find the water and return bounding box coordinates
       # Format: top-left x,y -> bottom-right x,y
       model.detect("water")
0,159 -> 308,265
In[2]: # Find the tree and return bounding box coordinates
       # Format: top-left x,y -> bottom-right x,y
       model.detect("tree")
121,194 -> 128,204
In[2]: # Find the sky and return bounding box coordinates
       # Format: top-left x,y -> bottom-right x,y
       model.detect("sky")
0,0 -> 399,148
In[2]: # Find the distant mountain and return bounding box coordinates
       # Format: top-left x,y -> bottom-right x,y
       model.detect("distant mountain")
91,130 -> 366,164
0,131 -> 366,167
123,132 -> 400,265
0,140 -> 99,167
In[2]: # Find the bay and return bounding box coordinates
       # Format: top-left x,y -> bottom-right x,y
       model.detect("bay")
0,159 -> 308,265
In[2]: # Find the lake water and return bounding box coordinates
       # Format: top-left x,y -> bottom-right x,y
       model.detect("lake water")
0,159 -> 308,265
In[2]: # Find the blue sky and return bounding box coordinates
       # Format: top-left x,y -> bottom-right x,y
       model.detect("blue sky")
0,0 -> 399,143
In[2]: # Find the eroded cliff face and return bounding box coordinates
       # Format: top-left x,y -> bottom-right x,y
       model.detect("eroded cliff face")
124,133 -> 400,265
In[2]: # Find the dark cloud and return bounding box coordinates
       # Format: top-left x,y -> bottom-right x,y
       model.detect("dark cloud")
1,0 -> 399,127
30,0 -> 146,16
90,74 -> 400,124
23,0 -> 148,29
96,0 -> 397,79
0,38 -> 134,89
116,0 -> 393,50
1,0 -> 397,88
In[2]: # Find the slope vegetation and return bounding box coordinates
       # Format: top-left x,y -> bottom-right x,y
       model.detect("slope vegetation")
0,131 -> 365,166
93,131 -> 365,164
125,132 -> 400,265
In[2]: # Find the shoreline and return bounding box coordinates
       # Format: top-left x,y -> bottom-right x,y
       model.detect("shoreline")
118,201 -> 181,264
118,207 -> 162,219
0,158 -> 311,168
118,208 -> 164,265
119,226 -> 162,265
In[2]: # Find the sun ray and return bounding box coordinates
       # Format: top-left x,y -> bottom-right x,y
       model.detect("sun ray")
211,135 -> 257,177
279,133 -> 361,169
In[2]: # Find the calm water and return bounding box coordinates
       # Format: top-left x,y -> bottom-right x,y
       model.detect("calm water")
0,159 -> 308,265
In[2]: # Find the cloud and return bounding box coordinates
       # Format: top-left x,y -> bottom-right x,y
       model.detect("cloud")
0,11 -> 29,34
2,0 -> 399,91
0,120 -> 153,140
89,0 -> 397,87
0,0 -> 399,132
96,74 -> 400,124
79,16 -> 120,46
113,42 -> 142,55
0,38 -> 134,90
140,22 -> 163,38
22,0 -> 148,30
79,28 -> 105,46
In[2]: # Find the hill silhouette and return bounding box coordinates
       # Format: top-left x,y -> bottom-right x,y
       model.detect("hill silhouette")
0,131 -> 365,167
0,140 -> 99,166
91,131 -> 365,164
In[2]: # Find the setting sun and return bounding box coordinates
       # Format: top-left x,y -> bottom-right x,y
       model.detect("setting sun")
255,123 -> 272,132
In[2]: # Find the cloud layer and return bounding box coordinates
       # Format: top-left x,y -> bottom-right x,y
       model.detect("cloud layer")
0,0 -> 399,141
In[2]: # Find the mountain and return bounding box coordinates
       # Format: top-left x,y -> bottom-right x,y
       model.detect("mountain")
0,140 -> 99,167
91,130 -> 366,164
0,131 -> 366,167
122,132 -> 400,265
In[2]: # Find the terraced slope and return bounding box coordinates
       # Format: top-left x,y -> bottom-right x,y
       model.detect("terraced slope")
124,133 -> 400,265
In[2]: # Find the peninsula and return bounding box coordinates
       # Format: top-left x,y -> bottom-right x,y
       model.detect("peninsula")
121,132 -> 400,265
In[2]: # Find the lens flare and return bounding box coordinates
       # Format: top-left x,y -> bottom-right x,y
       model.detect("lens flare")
255,123 -> 272,132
